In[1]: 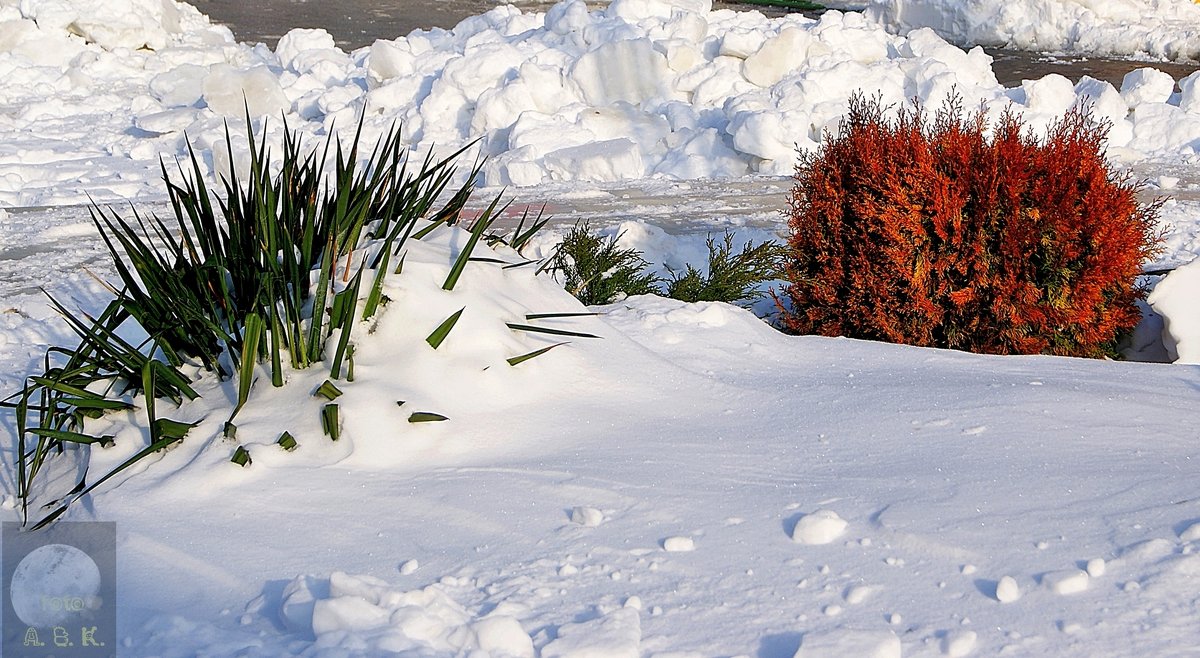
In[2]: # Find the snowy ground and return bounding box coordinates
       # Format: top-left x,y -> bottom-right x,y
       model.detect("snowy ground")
3,0 -> 1200,656
867,0 -> 1200,60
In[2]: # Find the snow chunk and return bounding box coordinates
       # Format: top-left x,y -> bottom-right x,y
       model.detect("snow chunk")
543,608 -> 641,658
312,594 -> 390,635
571,38 -> 672,106
663,536 -> 696,552
474,615 -> 536,658
795,628 -> 901,658
995,575 -> 1020,603
399,559 -> 420,575
1148,258 -> 1200,364
1043,569 -> 1089,595
1181,521 -> 1200,542
605,0 -> 712,22
21,0 -> 185,50
277,572 -> 534,655
941,630 -> 976,657
1120,68 -> 1176,108
202,64 -> 290,118
570,506 -> 605,527
544,138 -> 645,182
792,509 -> 849,545
1086,558 -> 1106,578
865,0 -> 1200,61
743,28 -> 809,87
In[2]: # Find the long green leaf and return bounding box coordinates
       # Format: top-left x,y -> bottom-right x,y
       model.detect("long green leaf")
506,342 -> 569,366
443,195 -> 507,291
505,323 -> 601,339
233,312 -> 264,417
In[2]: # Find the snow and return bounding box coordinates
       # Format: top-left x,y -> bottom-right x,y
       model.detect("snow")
794,628 -> 902,658
4,0 -> 1200,657
9,0 -> 1200,207
866,0 -> 1200,60
791,509 -> 850,545
1147,258 -> 1200,364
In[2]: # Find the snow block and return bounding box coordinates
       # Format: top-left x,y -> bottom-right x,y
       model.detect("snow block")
1043,569 -> 1089,595
571,38 -> 672,106
729,110 -> 794,162
311,595 -> 390,636
605,0 -> 713,22
791,509 -> 849,545
202,64 -> 290,118
546,0 -> 591,36
544,138 -> 645,181
1148,258 -> 1200,363
21,0 -> 182,50
743,28 -> 809,88
150,64 -> 208,107
795,628 -> 901,658
473,615 -> 536,658
1180,71 -> 1200,113
368,39 -> 417,84
1121,67 -> 1176,108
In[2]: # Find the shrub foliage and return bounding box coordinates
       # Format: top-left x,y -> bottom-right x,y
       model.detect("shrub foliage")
548,221 -> 661,305
779,94 -> 1162,357
666,232 -> 784,305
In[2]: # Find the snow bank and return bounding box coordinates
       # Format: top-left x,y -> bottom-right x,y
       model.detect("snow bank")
866,0 -> 1200,60
9,0 -> 1200,207
1148,258 -> 1200,364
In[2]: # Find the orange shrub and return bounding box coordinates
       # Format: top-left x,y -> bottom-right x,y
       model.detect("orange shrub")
778,94 -> 1163,358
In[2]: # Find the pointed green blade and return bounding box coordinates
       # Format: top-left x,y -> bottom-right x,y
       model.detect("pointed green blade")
506,342 -> 569,366
426,307 -> 465,349
408,412 -> 448,423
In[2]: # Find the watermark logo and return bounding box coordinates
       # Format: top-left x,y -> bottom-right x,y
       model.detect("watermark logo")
3,522 -> 116,657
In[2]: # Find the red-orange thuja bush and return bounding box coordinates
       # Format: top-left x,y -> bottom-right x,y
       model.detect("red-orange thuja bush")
778,94 -> 1163,358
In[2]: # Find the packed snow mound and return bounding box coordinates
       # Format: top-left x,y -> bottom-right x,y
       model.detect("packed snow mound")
1148,258 -> 1200,364
5,0 -> 229,51
866,0 -> 1200,60
11,0 -> 1200,207
275,572 -> 537,657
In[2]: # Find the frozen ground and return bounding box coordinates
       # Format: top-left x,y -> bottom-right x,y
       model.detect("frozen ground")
3,1 -> 1200,657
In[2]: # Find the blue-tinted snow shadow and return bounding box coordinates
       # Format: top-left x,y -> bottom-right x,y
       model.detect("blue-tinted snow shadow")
757,632 -> 803,658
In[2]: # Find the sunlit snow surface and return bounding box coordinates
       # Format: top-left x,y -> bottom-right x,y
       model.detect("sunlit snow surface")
3,1 -> 1200,656
867,0 -> 1200,60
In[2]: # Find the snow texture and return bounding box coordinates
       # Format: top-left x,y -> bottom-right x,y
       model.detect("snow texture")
867,0 -> 1200,60
4,2 -> 1200,658
8,0 -> 1200,208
